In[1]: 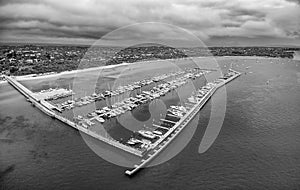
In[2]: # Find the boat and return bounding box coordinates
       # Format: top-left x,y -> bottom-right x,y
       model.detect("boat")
87,112 -> 95,118
170,105 -> 187,113
188,96 -> 198,103
96,117 -> 105,123
138,130 -> 156,139
168,109 -> 184,117
127,138 -> 140,145
152,130 -> 163,135
81,122 -> 89,129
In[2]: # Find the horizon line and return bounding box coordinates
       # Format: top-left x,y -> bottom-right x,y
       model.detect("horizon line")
1,41 -> 300,48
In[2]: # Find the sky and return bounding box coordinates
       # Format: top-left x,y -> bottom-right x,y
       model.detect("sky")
0,0 -> 299,46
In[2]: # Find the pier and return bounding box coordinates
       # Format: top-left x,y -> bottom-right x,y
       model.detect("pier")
5,68 -> 241,177
125,70 -> 241,176
166,114 -> 181,119
160,118 -> 177,124
5,76 -> 144,157
152,124 -> 169,130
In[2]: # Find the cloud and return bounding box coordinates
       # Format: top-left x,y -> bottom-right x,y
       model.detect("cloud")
0,0 -> 299,45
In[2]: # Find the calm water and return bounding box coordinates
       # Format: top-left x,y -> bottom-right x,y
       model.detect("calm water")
1,57 -> 300,190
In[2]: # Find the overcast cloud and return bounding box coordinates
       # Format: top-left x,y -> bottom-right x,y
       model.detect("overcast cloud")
0,0 -> 299,46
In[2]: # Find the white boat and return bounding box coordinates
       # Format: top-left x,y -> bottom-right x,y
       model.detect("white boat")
188,96 -> 198,103
127,141 -> 135,145
138,130 -> 156,139
127,138 -> 140,145
96,117 -> 105,123
152,130 -> 163,135
170,105 -> 187,113
81,122 -> 89,129
168,109 -> 184,117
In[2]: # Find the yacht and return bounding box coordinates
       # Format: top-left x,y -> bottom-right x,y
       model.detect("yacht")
188,96 -> 198,104
138,130 -> 156,139
96,117 -> 105,123
152,130 -> 163,135
127,138 -> 140,145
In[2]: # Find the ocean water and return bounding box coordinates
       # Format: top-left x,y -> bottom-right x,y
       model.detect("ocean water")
0,57 -> 300,190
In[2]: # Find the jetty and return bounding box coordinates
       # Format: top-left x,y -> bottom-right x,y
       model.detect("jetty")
5,67 -> 241,176
125,69 -> 241,176
5,76 -> 144,157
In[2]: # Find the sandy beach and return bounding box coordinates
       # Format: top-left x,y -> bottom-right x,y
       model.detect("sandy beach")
14,62 -> 133,81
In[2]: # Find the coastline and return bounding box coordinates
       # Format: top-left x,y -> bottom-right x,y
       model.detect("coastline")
1,55 -> 293,84
14,62 -> 132,81
4,57 -> 190,82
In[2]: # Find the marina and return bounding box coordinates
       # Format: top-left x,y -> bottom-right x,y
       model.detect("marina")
125,69 -> 241,176
5,67 -> 241,176
1,1 -> 299,187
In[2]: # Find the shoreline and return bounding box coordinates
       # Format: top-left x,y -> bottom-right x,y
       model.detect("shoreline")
1,55 -> 294,84
7,57 -> 196,82
14,62 -> 133,81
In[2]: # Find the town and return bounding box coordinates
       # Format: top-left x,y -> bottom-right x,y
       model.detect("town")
0,44 -> 298,76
